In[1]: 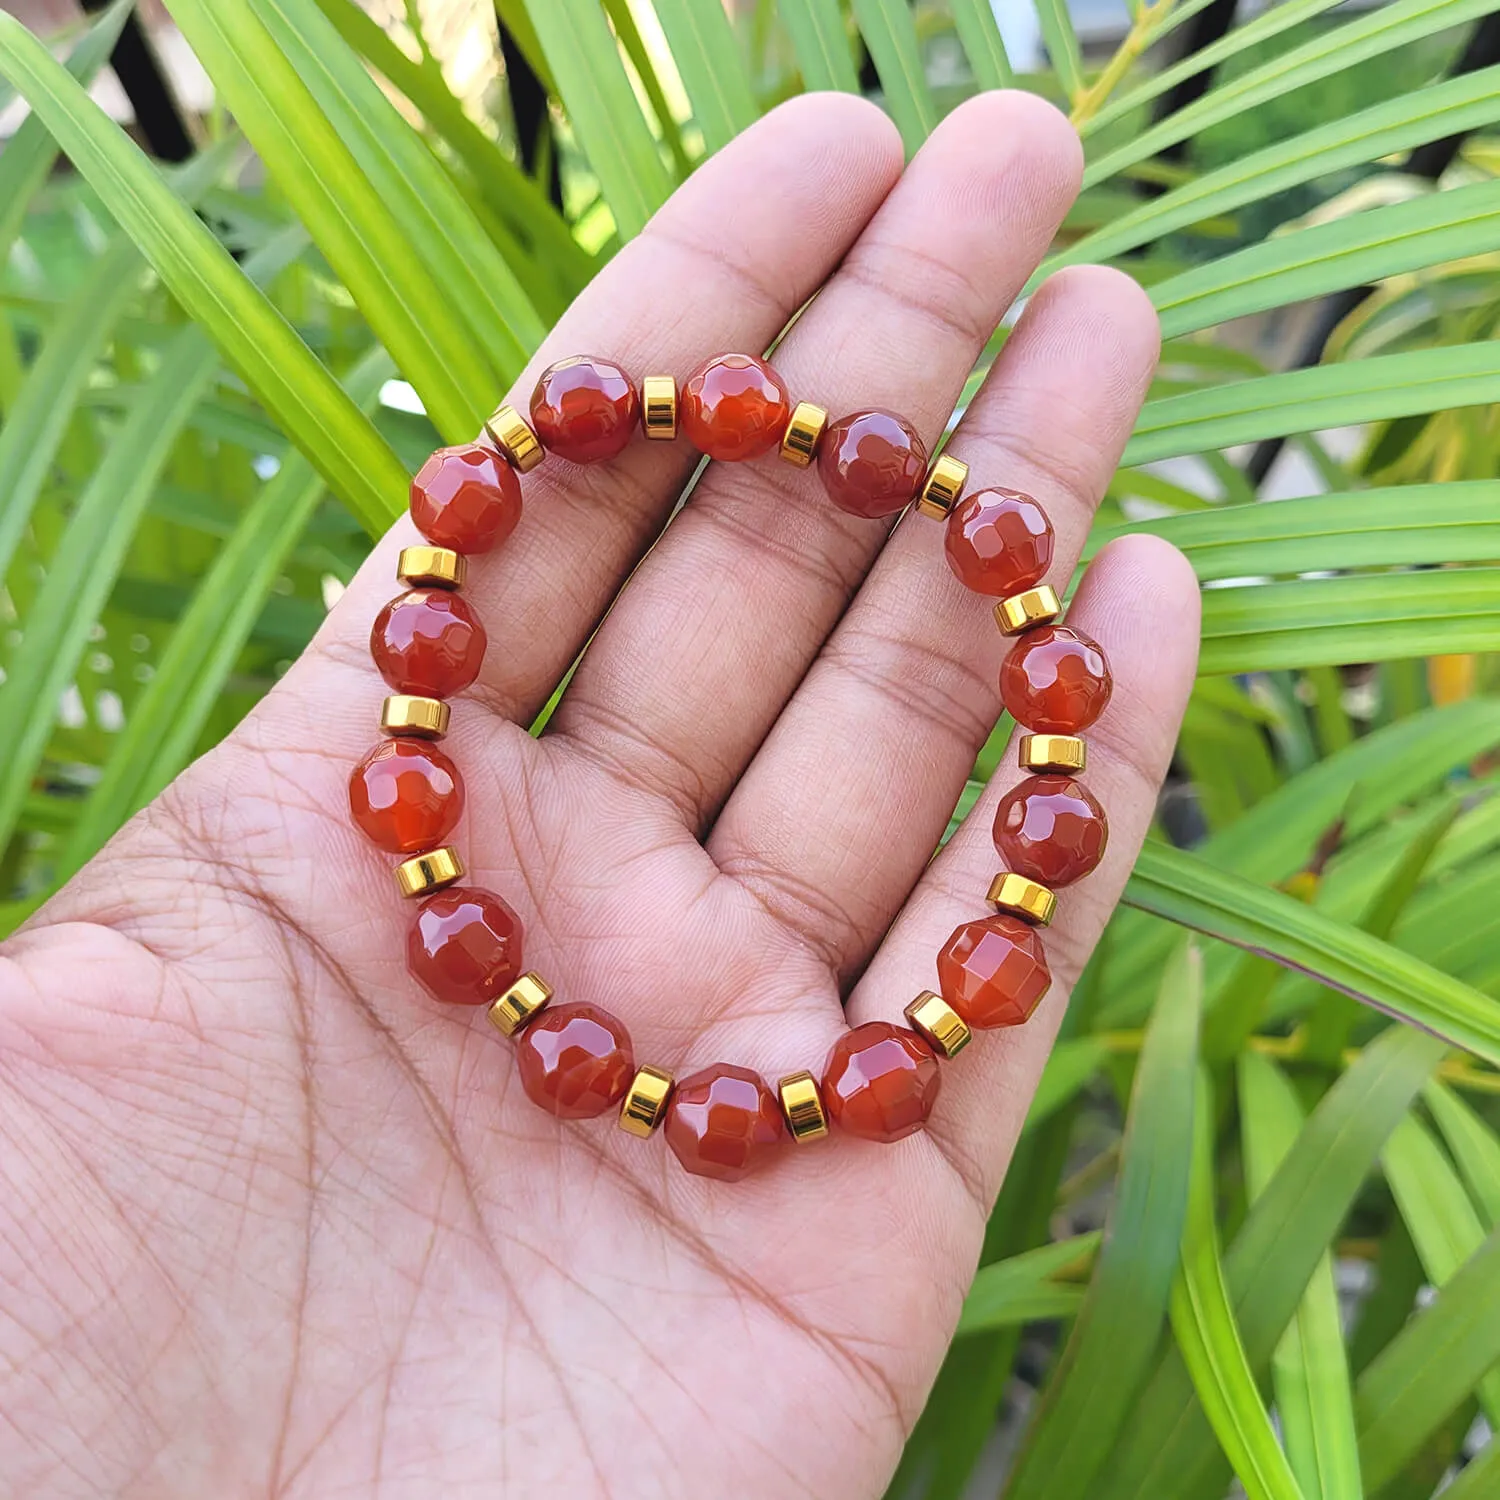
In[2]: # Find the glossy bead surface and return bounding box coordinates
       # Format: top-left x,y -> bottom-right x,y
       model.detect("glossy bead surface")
937,915 -> 1051,1029
817,409 -> 927,518
823,1022 -> 941,1142
1000,624 -> 1113,733
407,886 -> 523,1005
681,353 -> 791,461
348,739 -> 464,855
665,1064 -> 784,1181
946,488 -> 1054,596
995,774 -> 1109,887
409,442 -> 522,553
530,355 -> 639,464
371,588 -> 487,699
516,1002 -> 635,1119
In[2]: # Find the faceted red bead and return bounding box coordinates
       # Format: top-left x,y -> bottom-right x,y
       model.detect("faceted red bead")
999,624 -> 1113,733
995,774 -> 1109,888
823,1022 -> 941,1143
409,442 -> 522,553
407,886 -> 523,1005
681,353 -> 791,462
945,488 -> 1055,596
664,1064 -> 784,1182
530,355 -> 639,465
817,409 -> 927,518
370,588 -> 487,698
515,1002 -> 635,1119
937,915 -> 1051,1029
348,739 -> 464,855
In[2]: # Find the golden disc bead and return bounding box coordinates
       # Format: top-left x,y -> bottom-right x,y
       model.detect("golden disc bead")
619,1064 -> 675,1137
779,401 -> 828,468
488,971 -> 554,1037
995,585 -> 1061,636
1019,733 -> 1086,773
778,1070 -> 829,1143
641,375 -> 678,440
904,991 -> 972,1058
986,871 -> 1057,925
484,403 -> 545,472
397,544 -> 466,589
381,694 -> 450,739
394,845 -> 464,898
915,453 -> 969,520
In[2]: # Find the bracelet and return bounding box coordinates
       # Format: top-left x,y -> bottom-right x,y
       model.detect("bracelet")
347,353 -> 1112,1182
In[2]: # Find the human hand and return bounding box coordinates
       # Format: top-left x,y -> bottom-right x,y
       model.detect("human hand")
0,92 -> 1198,1499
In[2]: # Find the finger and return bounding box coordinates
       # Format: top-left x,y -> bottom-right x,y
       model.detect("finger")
285,93 -> 904,743
849,534 -> 1201,1206
547,92 -> 1083,829
707,265 -> 1160,977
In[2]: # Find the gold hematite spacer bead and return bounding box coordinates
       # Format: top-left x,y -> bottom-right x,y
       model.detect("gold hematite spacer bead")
916,453 -> 969,520
488,971 -> 553,1037
619,1064 -> 675,1137
987,871 -> 1057,926
778,1070 -> 829,1143
779,401 -> 828,467
484,403 -> 545,472
1019,733 -> 1086,773
381,694 -> 450,739
397,544 -> 466,589
641,375 -> 678,440
904,991 -> 972,1059
394,846 -> 464,898
995,584 -> 1061,636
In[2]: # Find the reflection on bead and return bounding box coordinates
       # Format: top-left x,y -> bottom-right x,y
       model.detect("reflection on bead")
994,585 -> 1061,636
904,991 -> 972,1057
371,588 -> 487,699
778,1070 -> 829,1143
823,1022 -> 941,1142
916,453 -> 969,520
484,403 -> 545,473
995,774 -> 1109,887
665,1064 -> 784,1181
619,1064 -> 675,1138
1000,624 -> 1113,734
947,489 -> 1053,595
394,846 -> 465,898
410,887 -> 524,1005
818,409 -> 927,518
381,695 -> 450,739
681,353 -> 791,461
641,375 -> 678,440
1019,733 -> 1086,773
409,444 -> 521,553
779,401 -> 828,468
488,970 -> 553,1036
938,915 -> 1050,1029
531,356 -> 639,464
516,1002 -> 634,1118
349,738 -> 464,853
986,871 -> 1056,926
397,545 -> 466,589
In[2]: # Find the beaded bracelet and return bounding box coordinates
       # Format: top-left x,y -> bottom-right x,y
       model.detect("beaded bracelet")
347,352 -> 1112,1182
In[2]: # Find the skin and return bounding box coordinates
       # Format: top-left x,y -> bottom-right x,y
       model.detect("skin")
0,93 -> 1199,1499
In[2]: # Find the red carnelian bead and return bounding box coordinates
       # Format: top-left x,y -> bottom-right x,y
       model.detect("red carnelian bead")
823,1021 -> 941,1143
409,442 -> 522,553
945,488 -> 1055,596
530,355 -> 640,465
937,915 -> 1051,1029
407,887 -> 523,1005
995,774 -> 1109,887
664,1064 -> 784,1182
348,739 -> 464,854
1000,624 -> 1112,733
681,353 -> 791,461
818,409 -> 927,518
515,1002 -> 635,1119
371,588 -> 487,698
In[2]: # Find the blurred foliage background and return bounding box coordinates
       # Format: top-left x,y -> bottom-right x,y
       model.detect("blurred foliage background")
3,0 -> 1500,1495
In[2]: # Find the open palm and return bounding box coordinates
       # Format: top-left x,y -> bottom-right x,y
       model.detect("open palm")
0,92 -> 1198,1499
